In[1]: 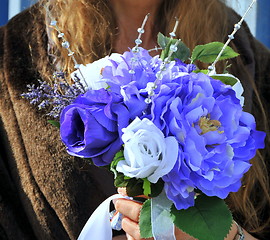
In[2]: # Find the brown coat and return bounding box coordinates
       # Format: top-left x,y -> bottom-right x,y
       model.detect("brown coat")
0,6 -> 117,240
0,4 -> 270,240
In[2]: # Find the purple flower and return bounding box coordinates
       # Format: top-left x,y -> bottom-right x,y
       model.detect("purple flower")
150,73 -> 265,210
163,152 -> 196,210
101,48 -> 195,91
102,48 -> 159,92
101,49 -> 161,117
100,48 -> 195,118
60,88 -> 131,166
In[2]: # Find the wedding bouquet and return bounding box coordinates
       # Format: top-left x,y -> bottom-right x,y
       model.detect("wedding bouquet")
22,4 -> 265,239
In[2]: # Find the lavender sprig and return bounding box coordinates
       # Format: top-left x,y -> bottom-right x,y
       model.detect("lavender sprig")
21,72 -> 85,119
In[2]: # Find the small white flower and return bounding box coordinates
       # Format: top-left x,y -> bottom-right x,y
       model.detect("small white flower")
116,118 -> 179,183
71,53 -> 122,90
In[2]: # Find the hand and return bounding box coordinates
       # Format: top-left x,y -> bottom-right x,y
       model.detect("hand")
114,198 -> 196,240
114,199 -> 142,240
114,198 -> 258,240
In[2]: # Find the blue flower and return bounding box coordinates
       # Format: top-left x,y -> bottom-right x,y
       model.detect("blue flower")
150,72 -> 265,210
60,89 -> 131,166
57,47 -> 265,211
163,152 -> 196,210
101,48 -> 195,118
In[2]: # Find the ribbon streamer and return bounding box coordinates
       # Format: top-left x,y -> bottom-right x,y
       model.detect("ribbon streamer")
151,190 -> 176,240
78,192 -> 176,240
78,194 -> 125,240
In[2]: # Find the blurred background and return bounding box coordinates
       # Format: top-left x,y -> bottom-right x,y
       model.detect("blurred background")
0,0 -> 269,48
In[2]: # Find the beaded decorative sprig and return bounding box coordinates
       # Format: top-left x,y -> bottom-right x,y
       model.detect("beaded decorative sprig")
208,0 -> 257,74
23,0 -> 257,119
46,0 -> 256,102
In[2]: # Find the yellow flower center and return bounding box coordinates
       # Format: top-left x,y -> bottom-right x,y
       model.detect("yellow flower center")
198,116 -> 223,135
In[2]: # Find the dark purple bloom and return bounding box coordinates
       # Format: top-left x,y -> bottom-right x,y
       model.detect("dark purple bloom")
60,89 -> 131,166
150,72 -> 265,210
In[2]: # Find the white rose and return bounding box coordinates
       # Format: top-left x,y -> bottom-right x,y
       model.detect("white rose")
71,53 -> 122,90
116,118 -> 179,183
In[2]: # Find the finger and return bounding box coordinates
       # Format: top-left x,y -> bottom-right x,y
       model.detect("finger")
122,218 -> 154,240
115,199 -> 142,222
122,217 -> 141,240
126,233 -> 135,240
118,187 -> 127,196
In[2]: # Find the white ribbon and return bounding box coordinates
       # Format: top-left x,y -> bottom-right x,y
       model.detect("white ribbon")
78,192 -> 176,240
151,190 -> 176,240
78,194 -> 125,240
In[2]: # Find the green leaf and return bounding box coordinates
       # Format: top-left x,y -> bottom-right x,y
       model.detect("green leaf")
110,150 -> 125,178
171,195 -> 233,240
126,178 -> 144,197
110,150 -> 130,188
210,74 -> 238,86
191,42 -> 239,63
158,32 -> 190,61
157,32 -> 169,49
139,199 -> 153,238
142,178 -> 151,196
113,150 -> 125,163
149,179 -> 164,198
193,69 -> 208,74
171,40 -> 190,62
114,173 -> 129,188
48,120 -> 60,128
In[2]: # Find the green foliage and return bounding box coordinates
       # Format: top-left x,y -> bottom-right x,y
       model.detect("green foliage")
110,150 -> 125,178
171,195 -> 233,240
114,173 -> 129,188
125,178 -> 163,198
210,75 -> 238,86
48,120 -> 60,128
110,151 -> 164,197
142,178 -> 151,196
157,32 -> 169,49
157,33 -> 190,61
126,178 -> 145,197
126,178 -> 165,198
149,179 -> 164,198
191,42 -> 239,64
139,199 -> 153,238
193,69 -> 208,74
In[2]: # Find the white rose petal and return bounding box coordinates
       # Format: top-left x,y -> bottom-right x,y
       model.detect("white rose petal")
71,53 -> 122,90
116,118 -> 179,183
